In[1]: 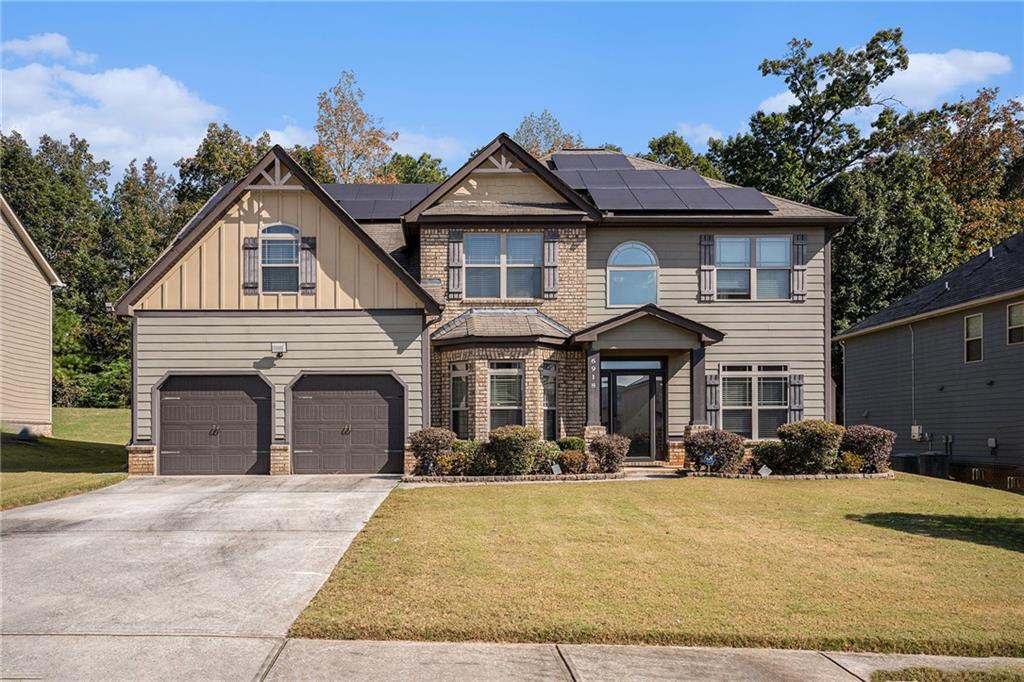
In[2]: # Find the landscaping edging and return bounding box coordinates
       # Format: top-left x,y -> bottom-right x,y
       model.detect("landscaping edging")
402,472 -> 626,483
677,469 -> 895,480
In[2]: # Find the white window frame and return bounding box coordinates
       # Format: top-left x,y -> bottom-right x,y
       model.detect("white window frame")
489,361 -> 524,429
714,235 -> 792,301
541,362 -> 558,440
964,313 -> 983,363
720,364 -> 790,440
1008,302 -> 1024,346
464,233 -> 543,300
606,241 -> 659,307
450,362 -> 470,439
260,224 -> 300,294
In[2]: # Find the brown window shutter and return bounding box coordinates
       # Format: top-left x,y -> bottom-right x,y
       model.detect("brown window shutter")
300,237 -> 317,293
705,372 -> 720,428
543,228 -> 559,299
242,236 -> 259,295
792,234 -> 808,302
447,230 -> 464,300
699,234 -> 715,302
788,374 -> 805,422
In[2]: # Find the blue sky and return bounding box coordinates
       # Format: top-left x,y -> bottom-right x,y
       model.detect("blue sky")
3,2 -> 1022,180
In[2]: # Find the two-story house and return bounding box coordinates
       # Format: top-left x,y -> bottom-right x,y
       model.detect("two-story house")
116,134 -> 852,475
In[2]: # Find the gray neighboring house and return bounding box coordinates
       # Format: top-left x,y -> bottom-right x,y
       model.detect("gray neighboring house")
835,231 -> 1024,491
0,193 -> 63,436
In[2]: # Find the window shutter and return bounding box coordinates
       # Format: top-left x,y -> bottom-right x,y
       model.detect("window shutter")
242,236 -> 259,295
706,372 -> 720,428
788,374 -> 805,422
543,228 -> 559,299
447,230 -> 464,300
300,237 -> 317,293
792,234 -> 808,302
699,234 -> 715,302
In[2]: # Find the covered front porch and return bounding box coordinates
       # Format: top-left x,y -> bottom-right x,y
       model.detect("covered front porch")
571,304 -> 725,465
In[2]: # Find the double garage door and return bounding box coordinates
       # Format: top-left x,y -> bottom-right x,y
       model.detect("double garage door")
158,374 -> 403,475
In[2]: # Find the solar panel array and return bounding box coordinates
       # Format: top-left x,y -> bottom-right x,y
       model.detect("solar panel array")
322,183 -> 438,220
551,154 -> 776,213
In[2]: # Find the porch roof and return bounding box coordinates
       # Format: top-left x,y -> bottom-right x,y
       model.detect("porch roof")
431,308 -> 572,347
570,304 -> 725,347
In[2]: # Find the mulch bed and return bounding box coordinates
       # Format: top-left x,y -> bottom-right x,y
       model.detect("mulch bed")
401,472 -> 626,484
677,469 -> 895,480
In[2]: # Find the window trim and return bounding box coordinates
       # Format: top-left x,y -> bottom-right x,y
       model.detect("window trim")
720,364 -> 790,440
1008,302 -> 1024,346
541,361 -> 558,441
464,232 -> 543,300
450,362 -> 470,439
259,224 -> 301,294
714,235 -> 792,301
606,241 -> 659,308
964,313 -> 983,363
488,361 -> 524,430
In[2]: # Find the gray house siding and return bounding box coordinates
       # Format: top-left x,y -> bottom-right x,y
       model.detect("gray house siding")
843,297 -> 1024,472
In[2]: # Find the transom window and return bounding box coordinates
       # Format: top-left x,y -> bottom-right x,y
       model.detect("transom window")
716,236 -> 791,300
450,363 -> 470,439
964,314 -> 983,363
541,362 -> 558,441
261,224 -> 300,293
721,365 -> 789,439
1008,303 -> 1023,345
465,233 -> 542,299
608,241 -> 658,306
489,361 -> 524,429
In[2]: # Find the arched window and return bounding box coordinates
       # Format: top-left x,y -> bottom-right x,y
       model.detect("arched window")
607,241 -> 658,306
261,225 -> 300,293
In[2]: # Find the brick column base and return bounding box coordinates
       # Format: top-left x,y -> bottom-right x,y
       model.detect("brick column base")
583,424 -> 607,446
667,439 -> 688,467
127,444 -> 156,475
404,445 -> 416,475
270,444 -> 291,475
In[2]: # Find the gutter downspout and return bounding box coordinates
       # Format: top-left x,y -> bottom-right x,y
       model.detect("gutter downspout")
840,340 -> 846,425
909,323 -> 916,426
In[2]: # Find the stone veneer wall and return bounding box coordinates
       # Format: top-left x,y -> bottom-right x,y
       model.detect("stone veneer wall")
431,345 -> 585,441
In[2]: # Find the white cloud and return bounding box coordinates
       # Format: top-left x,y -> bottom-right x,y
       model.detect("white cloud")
758,90 -> 798,114
392,129 -> 468,168
676,122 -> 724,149
2,32 -> 96,66
265,124 -> 315,148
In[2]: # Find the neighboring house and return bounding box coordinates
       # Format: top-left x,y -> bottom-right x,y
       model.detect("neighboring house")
835,231 -> 1024,491
116,134 -> 852,475
0,193 -> 63,436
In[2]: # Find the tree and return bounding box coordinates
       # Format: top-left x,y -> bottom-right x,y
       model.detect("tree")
315,70 -> 398,183
287,144 -> 335,184
513,109 -> 584,157
106,158 -> 176,289
382,153 -> 448,184
175,123 -> 271,209
641,131 -> 722,179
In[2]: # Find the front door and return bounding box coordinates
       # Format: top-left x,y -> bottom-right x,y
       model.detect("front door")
600,359 -> 666,460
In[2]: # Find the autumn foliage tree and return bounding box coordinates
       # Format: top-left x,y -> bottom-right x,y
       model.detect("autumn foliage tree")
315,70 -> 398,183
513,109 -> 584,157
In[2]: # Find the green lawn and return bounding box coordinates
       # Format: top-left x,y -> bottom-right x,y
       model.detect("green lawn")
873,669 -> 1024,682
291,475 -> 1024,656
1,407 -> 130,510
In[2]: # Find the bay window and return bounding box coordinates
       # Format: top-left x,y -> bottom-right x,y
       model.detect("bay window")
489,361 -> 524,429
541,362 -> 557,440
465,233 -> 542,299
450,363 -> 470,439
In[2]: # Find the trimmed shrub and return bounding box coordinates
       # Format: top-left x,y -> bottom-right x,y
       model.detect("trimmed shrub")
841,424 -> 897,473
776,420 -> 845,474
684,429 -> 746,473
486,425 -> 541,475
837,451 -> 866,474
530,440 -> 563,474
589,433 -> 630,473
434,450 -> 465,476
453,439 -> 494,476
556,436 -> 586,452
751,440 -> 788,474
557,449 -> 588,474
410,427 -> 456,475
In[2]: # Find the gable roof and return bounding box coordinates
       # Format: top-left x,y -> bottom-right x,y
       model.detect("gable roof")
402,133 -> 601,224
323,183 -> 438,221
0,193 -> 62,287
115,146 -> 442,315
431,307 -> 572,346
571,303 -> 725,345
836,231 -> 1024,340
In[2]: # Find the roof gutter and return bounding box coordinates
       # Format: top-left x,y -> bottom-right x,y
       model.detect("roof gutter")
601,215 -> 855,227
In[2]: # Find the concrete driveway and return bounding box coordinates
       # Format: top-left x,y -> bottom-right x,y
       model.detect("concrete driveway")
0,475 -> 398,680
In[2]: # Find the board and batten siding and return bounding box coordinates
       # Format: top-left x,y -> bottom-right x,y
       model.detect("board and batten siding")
0,213 -> 53,431
134,312 -> 425,443
587,227 -> 829,430
843,298 -> 1024,469
135,188 -> 420,312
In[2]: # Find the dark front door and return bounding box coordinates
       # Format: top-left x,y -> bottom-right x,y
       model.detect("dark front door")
291,375 -> 404,474
159,375 -> 271,475
600,359 -> 666,460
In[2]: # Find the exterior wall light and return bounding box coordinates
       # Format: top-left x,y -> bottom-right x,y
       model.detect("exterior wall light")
271,342 -> 288,358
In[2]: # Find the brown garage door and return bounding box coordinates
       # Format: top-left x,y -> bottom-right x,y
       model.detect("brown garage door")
291,375 -> 404,474
159,375 -> 271,475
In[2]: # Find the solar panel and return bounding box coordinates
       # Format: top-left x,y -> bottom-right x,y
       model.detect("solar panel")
337,199 -> 374,219
588,187 -> 642,210
551,154 -> 596,170
617,169 -> 670,189
718,187 -> 777,211
391,184 -> 437,200
578,170 -> 625,188
658,170 -> 708,189
323,184 -> 361,200
356,185 -> 394,200
674,189 -> 732,211
631,188 -> 686,210
552,170 -> 585,189
588,154 -> 633,170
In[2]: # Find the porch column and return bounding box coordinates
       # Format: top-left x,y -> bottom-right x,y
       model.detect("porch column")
586,345 -> 602,426
690,344 -> 706,425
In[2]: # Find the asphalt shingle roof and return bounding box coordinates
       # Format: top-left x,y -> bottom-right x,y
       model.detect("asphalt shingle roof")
432,308 -> 572,342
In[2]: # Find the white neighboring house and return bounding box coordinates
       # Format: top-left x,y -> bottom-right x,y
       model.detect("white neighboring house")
0,193 -> 63,437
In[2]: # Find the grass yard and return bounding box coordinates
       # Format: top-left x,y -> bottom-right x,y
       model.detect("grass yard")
1,407 -> 130,510
873,669 -> 1024,681
291,474 -> 1024,657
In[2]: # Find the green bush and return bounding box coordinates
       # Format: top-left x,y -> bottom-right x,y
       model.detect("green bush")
841,424 -> 896,472
556,449 -> 588,474
53,359 -> 131,408
751,440 -> 788,473
838,451 -> 866,474
530,440 -> 562,474
776,420 -> 845,474
486,425 -> 541,475
434,450 -> 465,476
589,433 -> 630,473
684,428 -> 746,473
556,436 -> 586,452
409,427 -> 456,475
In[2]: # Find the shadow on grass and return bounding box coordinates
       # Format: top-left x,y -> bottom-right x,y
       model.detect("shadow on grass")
847,512 -> 1024,554
0,432 -> 127,474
